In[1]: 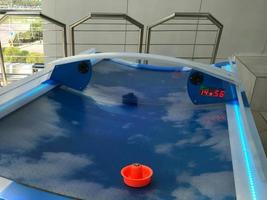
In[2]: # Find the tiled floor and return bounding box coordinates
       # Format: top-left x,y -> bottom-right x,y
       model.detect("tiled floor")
252,111 -> 267,153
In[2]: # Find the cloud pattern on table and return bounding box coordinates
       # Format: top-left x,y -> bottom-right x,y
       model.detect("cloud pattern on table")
157,97 -> 232,162
160,92 -> 195,123
0,151 -> 165,200
196,110 -> 232,161
0,152 -> 131,200
0,98 -> 65,153
84,84 -> 145,106
0,60 -> 235,200
172,171 -> 235,200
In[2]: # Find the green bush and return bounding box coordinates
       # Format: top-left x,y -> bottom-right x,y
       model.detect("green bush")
3,47 -> 24,63
19,50 -> 30,63
31,20 -> 43,37
11,20 -> 43,45
26,52 -> 44,63
0,0 -> 41,8
3,47 -> 44,64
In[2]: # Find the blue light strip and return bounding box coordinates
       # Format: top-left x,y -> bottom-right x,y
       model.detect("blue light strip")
233,102 -> 257,200
226,64 -> 257,200
0,80 -> 56,113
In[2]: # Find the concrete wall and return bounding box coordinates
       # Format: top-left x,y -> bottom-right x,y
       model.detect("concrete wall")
42,0 -> 267,61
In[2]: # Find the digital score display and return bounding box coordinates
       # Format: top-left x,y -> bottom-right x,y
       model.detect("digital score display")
200,88 -> 225,98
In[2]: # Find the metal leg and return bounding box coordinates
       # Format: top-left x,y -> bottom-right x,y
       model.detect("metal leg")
0,41 -> 7,86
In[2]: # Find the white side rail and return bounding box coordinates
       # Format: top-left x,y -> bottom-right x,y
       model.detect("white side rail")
48,52 -> 238,86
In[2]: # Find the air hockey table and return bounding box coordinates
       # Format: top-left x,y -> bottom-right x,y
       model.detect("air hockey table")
0,52 -> 266,200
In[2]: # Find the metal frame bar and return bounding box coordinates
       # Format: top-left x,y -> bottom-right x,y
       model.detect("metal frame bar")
0,11 -> 68,86
0,41 -> 7,86
145,12 -> 223,64
70,12 -> 144,55
0,11 -> 67,57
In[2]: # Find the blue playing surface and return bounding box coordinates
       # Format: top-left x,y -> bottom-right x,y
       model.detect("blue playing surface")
0,60 -> 236,200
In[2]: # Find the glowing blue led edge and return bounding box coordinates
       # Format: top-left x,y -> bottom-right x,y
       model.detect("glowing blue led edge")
0,80 -> 56,113
226,64 -> 257,200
